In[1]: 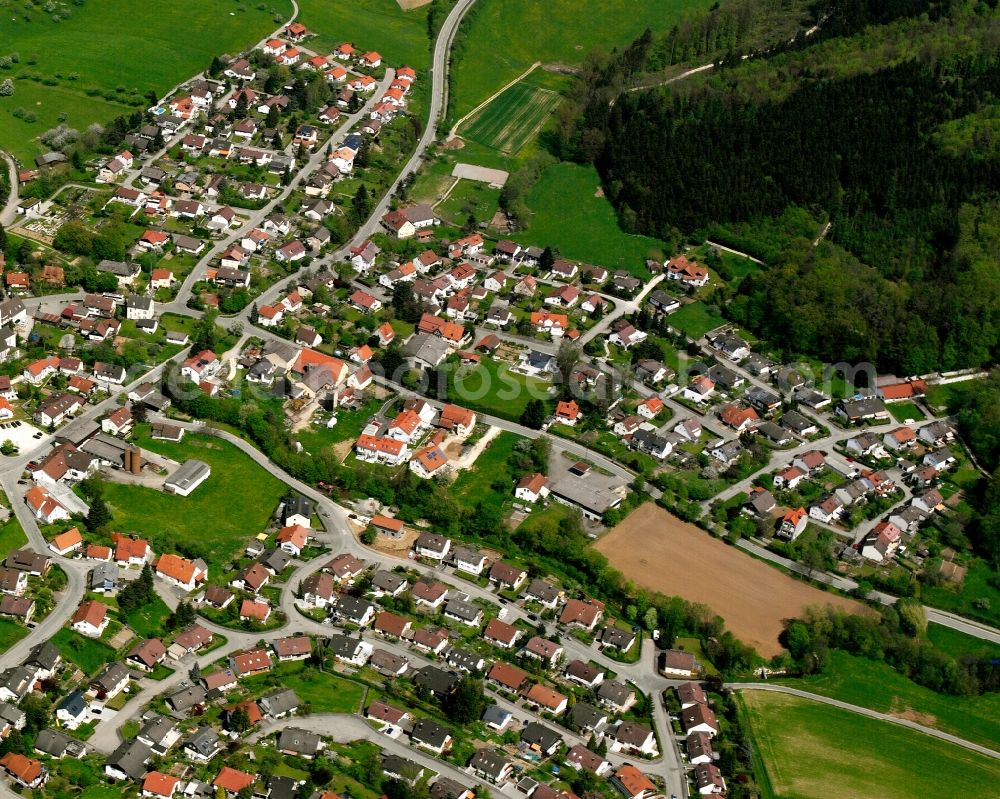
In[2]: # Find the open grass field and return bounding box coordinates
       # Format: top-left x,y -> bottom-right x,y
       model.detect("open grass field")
101,432 -> 286,568
513,163 -> 663,274
669,301 -> 726,339
464,83 -> 560,154
594,503 -> 864,657
245,661 -> 366,713
0,80 -> 133,163
740,690 -> 1000,798
51,628 -> 116,675
516,501 -> 577,537
451,0 -> 709,118
922,379 -> 975,413
447,357 -> 551,422
124,595 -> 173,638
294,398 -> 384,457
0,0 -> 292,162
923,559 -> 1000,629
298,0 -> 431,70
927,622 -> 1000,661
450,430 -> 521,510
773,650 -> 1000,750
435,178 -> 500,226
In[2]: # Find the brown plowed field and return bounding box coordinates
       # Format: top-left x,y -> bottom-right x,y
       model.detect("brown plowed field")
595,503 -> 864,657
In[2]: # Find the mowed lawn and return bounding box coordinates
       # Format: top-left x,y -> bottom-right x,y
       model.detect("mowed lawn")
451,0 -> 708,117
513,163 -> 663,274
774,650 -> 1000,750
0,0 -> 291,161
464,83 -> 559,154
888,400 -> 926,423
0,513 -> 27,558
101,433 -> 286,568
297,0 -> 432,70
125,596 -> 174,638
741,690 -> 1000,798
0,618 -> 28,650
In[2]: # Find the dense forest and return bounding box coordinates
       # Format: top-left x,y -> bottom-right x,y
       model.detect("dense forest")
951,373 -> 1000,568
554,1 -> 1000,372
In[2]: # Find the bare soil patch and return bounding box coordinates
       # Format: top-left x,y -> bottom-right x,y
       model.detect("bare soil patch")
595,503 -> 863,657
397,0 -> 431,8
333,440 -> 354,464
362,526 -> 419,555
889,699 -> 938,727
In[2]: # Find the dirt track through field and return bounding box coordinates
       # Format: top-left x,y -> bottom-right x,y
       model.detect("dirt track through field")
595,503 -> 863,657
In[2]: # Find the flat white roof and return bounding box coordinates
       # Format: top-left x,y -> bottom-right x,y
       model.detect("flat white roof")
451,163 -> 509,187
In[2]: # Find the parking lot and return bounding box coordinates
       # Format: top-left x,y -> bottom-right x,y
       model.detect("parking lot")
0,420 -> 50,453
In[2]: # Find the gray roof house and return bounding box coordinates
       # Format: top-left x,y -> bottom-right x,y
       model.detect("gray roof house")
259,688 -> 300,718
443,597 -> 483,626
137,713 -> 179,755
90,562 -> 119,592
166,684 -> 207,713
520,721 -> 563,755
278,727 -> 323,758
183,726 -> 222,761
34,728 -> 83,759
412,666 -> 458,697
105,739 -> 151,781
410,717 -> 452,753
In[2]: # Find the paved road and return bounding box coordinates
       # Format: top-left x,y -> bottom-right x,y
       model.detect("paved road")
577,274 -> 666,347
342,0 -> 479,252
729,683 -> 1000,759
0,151 -> 18,226
922,608 -> 1000,645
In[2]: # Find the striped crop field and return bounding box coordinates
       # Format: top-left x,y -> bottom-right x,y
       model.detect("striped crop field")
464,83 -> 559,154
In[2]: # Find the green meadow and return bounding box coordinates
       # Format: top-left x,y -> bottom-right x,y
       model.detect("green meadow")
0,0 -> 293,161
450,0 -> 710,118
741,689 -> 1000,799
